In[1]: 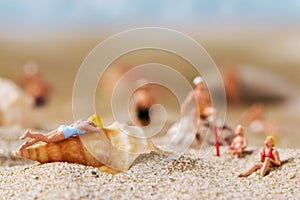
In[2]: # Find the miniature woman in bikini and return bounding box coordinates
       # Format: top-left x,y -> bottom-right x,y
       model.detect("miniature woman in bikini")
238,135 -> 281,177
18,114 -> 102,151
229,124 -> 247,158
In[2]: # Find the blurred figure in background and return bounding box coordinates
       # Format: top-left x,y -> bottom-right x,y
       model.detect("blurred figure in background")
240,102 -> 280,137
181,76 -> 214,126
241,102 -> 265,133
131,83 -> 156,126
181,76 -> 234,145
18,62 -> 51,107
222,64 -> 241,106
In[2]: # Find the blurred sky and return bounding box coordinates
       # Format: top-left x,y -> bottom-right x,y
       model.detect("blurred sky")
1,0 -> 300,36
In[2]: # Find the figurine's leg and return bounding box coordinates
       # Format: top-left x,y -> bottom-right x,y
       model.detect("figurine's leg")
23,132 -> 53,143
191,108 -> 199,132
20,129 -> 57,140
17,138 -> 40,151
237,151 -> 243,158
19,130 -> 32,140
238,164 -> 262,177
46,130 -> 65,142
231,150 -> 236,156
261,158 -> 272,177
29,130 -> 65,143
21,130 -> 64,143
237,149 -> 243,158
17,130 -> 65,150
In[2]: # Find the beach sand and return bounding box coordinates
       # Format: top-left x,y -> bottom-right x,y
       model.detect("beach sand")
0,145 -> 299,200
1,30 -> 300,199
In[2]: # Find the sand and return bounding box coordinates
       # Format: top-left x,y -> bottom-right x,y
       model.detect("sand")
0,146 -> 299,200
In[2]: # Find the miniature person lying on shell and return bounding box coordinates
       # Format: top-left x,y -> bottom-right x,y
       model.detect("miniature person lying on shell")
229,125 -> 247,158
14,114 -> 158,172
238,135 -> 281,177
18,114 -> 102,151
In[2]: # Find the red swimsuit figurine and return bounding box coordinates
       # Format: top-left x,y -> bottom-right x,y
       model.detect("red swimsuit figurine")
238,135 -> 281,177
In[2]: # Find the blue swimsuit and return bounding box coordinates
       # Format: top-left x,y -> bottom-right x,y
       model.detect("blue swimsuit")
58,124 -> 86,139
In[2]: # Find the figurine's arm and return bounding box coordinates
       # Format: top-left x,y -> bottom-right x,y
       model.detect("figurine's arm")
78,124 -> 101,133
260,148 -> 264,162
241,138 -> 247,150
271,150 -> 281,166
229,139 -> 235,149
181,91 -> 194,115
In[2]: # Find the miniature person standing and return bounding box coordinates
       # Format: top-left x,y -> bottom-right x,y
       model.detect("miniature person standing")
181,76 -> 234,144
238,135 -> 281,177
181,76 -> 215,136
181,76 -> 214,121
229,125 -> 247,158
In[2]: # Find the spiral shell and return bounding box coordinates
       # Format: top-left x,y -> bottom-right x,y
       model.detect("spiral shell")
14,137 -> 103,167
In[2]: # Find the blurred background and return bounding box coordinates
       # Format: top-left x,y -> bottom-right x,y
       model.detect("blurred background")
1,0 -> 300,148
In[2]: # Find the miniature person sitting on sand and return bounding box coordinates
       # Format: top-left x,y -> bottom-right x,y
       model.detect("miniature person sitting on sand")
238,135 -> 281,177
229,124 -> 247,158
18,114 -> 103,151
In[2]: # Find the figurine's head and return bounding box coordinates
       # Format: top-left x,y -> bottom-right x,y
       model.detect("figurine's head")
193,76 -> 203,86
235,124 -> 244,136
23,61 -> 39,77
88,114 -> 103,128
265,135 -> 276,147
193,76 -> 207,92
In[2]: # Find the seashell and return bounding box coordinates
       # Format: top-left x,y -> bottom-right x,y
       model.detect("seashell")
14,137 -> 103,167
79,121 -> 158,171
14,121 -> 158,172
0,77 -> 35,127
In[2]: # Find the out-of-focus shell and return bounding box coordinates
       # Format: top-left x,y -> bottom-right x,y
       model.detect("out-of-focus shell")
0,77 -> 34,127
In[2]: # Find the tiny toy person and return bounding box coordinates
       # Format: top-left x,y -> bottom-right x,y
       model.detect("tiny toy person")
18,114 -> 102,151
181,76 -> 214,121
229,124 -> 247,158
131,84 -> 156,126
19,62 -> 51,107
238,135 -> 281,177
181,76 -> 233,145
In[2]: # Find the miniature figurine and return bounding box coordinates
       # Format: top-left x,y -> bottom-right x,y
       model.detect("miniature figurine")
18,62 -> 51,107
131,84 -> 156,126
180,76 -> 234,144
238,135 -> 281,177
17,114 -> 102,151
229,124 -> 247,158
181,76 -> 214,122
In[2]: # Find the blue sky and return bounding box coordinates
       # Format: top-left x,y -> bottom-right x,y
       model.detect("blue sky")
1,0 -> 300,34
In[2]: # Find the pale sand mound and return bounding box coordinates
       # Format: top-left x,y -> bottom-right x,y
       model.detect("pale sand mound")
0,147 -> 299,200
